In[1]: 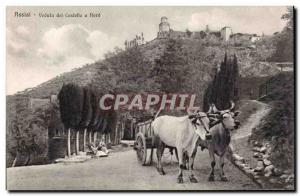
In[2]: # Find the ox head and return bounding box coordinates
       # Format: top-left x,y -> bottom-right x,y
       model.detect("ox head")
207,101 -> 241,130
187,108 -> 210,134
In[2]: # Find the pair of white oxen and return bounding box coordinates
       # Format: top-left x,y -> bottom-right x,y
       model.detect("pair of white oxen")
150,101 -> 240,184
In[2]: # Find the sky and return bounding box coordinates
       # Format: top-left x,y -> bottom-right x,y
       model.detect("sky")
6,6 -> 289,95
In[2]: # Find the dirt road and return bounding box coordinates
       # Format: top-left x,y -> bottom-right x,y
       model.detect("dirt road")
232,100 -> 271,141
7,147 -> 260,191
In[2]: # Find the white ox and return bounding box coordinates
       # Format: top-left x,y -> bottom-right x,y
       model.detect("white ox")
150,110 -> 211,183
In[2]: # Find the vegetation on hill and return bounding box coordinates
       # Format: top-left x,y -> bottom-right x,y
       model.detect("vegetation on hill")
270,7 -> 294,62
6,98 -> 58,167
250,72 -> 294,170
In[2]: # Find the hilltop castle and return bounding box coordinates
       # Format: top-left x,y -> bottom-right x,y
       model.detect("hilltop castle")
157,16 -> 232,41
125,16 -> 261,49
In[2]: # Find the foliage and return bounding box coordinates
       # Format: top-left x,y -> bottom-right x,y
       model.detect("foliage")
251,72 -> 294,170
186,29 -> 192,38
150,39 -> 188,93
203,53 -> 239,111
270,7 -> 294,62
7,98 -> 59,167
58,83 -> 117,136
105,47 -> 159,94
58,83 -> 84,130
281,7 -> 293,30
79,86 -> 93,128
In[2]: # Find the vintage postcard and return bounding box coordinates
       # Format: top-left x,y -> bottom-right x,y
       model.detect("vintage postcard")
6,6 -> 295,191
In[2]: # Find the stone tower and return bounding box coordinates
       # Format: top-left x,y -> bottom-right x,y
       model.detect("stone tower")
205,25 -> 210,33
220,26 -> 232,42
157,16 -> 170,38
159,16 -> 170,32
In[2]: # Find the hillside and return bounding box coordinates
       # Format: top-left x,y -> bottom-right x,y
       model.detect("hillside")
6,34 -> 284,167
251,72 -> 294,170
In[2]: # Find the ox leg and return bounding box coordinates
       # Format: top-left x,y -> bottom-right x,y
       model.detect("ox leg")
156,141 -> 165,175
183,152 -> 189,170
176,148 -> 184,184
189,149 -> 198,183
174,148 -> 179,163
208,145 -> 215,181
150,147 -> 154,165
150,136 -> 157,166
220,155 -> 228,181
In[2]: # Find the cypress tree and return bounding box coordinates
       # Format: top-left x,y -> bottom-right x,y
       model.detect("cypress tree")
203,53 -> 239,111
58,83 -> 84,156
79,86 -> 93,151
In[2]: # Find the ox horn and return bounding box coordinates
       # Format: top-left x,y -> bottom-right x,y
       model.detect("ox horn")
226,100 -> 235,111
206,104 -> 212,114
211,103 -> 220,113
223,101 -> 235,113
229,100 -> 235,111
206,104 -> 220,118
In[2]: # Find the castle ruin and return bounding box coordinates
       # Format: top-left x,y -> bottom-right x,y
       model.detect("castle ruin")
124,16 -> 261,50
157,16 -> 233,41
125,33 -> 145,49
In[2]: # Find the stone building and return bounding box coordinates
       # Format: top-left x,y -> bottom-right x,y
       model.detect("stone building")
220,26 -> 233,41
125,32 -> 145,49
250,35 -> 261,42
156,17 -> 232,42
231,33 -> 261,43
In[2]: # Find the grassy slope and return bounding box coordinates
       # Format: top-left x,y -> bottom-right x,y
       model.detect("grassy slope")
251,72 -> 294,170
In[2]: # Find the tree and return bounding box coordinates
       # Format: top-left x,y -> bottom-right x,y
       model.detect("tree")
79,86 -> 93,151
10,102 -> 54,167
203,53 -> 239,111
281,7 -> 293,31
58,83 -> 84,156
150,39 -> 188,93
186,29 -> 192,38
86,85 -> 102,146
270,7 -> 293,62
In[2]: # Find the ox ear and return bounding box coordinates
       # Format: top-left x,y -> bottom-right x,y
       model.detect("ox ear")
234,111 -> 241,117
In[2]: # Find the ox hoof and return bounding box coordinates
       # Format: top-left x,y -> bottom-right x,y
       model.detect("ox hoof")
220,176 -> 228,182
157,168 -> 165,175
177,176 -> 184,184
189,176 -> 198,183
208,175 -> 215,181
